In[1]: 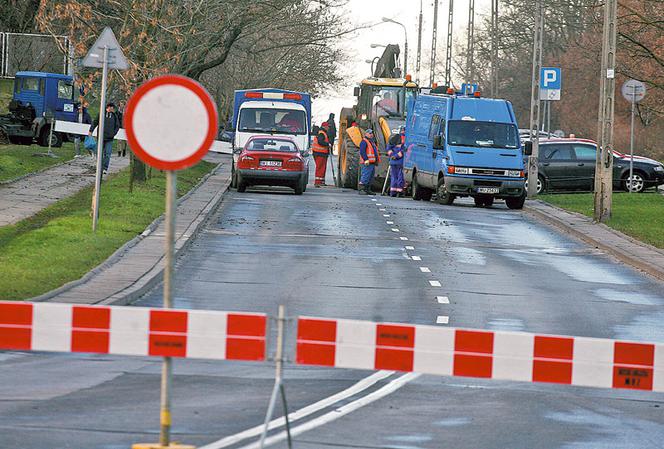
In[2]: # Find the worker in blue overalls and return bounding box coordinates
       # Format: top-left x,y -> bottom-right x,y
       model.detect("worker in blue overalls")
386,126 -> 406,197
358,128 -> 380,195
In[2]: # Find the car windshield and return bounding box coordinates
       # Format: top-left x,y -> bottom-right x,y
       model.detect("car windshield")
448,121 -> 519,149
239,108 -> 306,135
246,139 -> 298,152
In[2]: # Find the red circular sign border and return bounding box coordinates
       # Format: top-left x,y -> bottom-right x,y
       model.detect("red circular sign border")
125,74 -> 218,171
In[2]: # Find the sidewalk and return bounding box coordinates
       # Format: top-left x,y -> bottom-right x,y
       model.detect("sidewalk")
34,153 -> 232,305
526,200 -> 664,282
0,154 -> 129,226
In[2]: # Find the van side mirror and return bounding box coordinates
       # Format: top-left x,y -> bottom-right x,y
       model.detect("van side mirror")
353,86 -> 360,97
524,141 -> 533,156
433,135 -> 445,150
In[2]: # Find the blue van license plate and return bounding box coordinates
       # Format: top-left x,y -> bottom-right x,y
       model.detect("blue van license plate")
477,187 -> 499,194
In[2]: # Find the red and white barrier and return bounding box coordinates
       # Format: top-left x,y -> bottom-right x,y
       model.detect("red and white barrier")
0,301 -> 266,361
296,317 -> 664,392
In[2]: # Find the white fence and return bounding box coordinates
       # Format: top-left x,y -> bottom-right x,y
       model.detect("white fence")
0,32 -> 72,78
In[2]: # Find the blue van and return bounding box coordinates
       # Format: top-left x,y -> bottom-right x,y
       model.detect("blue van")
403,92 -> 529,209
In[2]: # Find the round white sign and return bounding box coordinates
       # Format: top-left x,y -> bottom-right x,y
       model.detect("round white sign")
125,75 -> 218,170
621,79 -> 646,103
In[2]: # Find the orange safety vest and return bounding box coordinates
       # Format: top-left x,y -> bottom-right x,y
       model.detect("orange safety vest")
360,137 -> 380,164
312,130 -> 330,156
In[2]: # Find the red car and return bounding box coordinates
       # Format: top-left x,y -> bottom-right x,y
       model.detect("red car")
235,136 -> 310,194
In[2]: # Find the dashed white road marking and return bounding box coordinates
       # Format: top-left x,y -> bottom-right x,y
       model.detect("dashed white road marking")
371,199 -> 377,201
391,228 -> 400,232
383,214 -> 390,217
386,221 -> 394,225
400,236 -> 409,241
411,256 -> 421,261
405,246 -> 415,250
376,203 -> 382,206
436,296 -> 450,304
419,267 -> 431,273
379,208 -> 386,211
437,316 -> 450,325
429,280 -> 442,287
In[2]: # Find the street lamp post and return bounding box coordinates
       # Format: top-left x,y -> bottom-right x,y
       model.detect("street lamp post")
382,18 -> 408,76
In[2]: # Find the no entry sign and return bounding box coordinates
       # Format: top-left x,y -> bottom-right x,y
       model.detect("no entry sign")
125,75 -> 218,170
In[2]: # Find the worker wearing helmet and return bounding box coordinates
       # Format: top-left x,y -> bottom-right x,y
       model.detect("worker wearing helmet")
387,128 -> 406,197
311,122 -> 331,187
358,128 -> 380,195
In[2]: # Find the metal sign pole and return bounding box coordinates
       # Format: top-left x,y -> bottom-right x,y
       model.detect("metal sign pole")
527,0 -> 544,198
92,45 -> 108,232
160,170 -> 177,446
629,85 -> 636,193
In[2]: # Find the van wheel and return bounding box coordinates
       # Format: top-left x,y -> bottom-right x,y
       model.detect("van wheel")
39,128 -> 62,147
506,193 -> 526,210
436,178 -> 454,205
411,172 -> 424,201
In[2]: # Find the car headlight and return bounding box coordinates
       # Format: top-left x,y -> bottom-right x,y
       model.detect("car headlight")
654,165 -> 664,172
508,170 -> 523,177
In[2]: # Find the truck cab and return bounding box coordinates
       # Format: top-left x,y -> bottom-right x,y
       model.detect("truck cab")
403,92 -> 527,209
230,89 -> 312,188
0,71 -> 76,146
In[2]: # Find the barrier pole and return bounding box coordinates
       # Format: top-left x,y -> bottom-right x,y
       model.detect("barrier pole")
160,170 -> 177,446
259,305 -> 292,448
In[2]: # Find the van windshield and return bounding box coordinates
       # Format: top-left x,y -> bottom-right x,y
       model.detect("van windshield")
448,121 -> 519,149
239,108 -> 306,135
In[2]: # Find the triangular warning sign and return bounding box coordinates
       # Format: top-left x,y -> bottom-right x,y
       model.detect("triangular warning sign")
82,27 -> 129,70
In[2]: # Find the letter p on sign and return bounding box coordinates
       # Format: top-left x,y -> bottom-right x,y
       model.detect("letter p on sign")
540,67 -> 561,90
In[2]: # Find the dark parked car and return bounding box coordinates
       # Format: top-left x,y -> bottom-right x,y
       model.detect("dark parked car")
526,138 -> 664,194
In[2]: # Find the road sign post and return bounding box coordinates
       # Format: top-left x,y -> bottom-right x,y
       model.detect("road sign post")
82,27 -> 128,232
125,74 -> 217,449
527,0 -> 544,198
621,79 -> 646,193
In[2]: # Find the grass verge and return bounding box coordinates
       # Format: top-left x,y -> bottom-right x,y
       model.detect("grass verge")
0,142 -> 76,183
0,161 -> 215,300
541,192 -> 664,249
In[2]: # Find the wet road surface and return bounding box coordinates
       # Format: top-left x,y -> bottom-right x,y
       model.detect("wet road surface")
1,170 -> 664,448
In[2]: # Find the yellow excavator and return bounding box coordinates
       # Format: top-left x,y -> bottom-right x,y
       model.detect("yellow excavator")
337,44 -> 419,189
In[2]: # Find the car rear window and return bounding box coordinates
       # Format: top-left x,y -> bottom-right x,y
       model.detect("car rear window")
247,139 -> 297,152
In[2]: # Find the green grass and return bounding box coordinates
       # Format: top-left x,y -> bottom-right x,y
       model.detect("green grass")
0,161 -> 215,300
0,142 -> 76,182
541,192 -> 664,248
0,79 -> 12,114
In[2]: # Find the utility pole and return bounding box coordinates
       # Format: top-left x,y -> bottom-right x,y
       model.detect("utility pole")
594,0 -> 618,221
490,0 -> 499,97
430,0 -> 440,86
466,0 -> 475,82
527,0 -> 544,198
416,0 -> 423,84
444,0 -> 454,86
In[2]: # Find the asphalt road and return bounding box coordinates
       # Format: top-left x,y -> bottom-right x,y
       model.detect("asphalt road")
1,162 -> 664,449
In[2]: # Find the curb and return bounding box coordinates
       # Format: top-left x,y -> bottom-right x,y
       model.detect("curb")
525,200 -> 664,282
30,161 -> 230,304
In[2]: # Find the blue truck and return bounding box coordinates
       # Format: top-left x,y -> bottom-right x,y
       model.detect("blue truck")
403,91 -> 529,209
0,71 -> 77,147
228,88 -> 312,188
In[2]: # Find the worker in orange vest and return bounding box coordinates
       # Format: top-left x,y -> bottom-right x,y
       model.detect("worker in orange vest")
358,128 -> 380,195
311,121 -> 331,187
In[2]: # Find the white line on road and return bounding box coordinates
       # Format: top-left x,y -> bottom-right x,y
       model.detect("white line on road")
437,316 -> 450,324
383,214 -> 390,217
371,199 -> 377,201
400,237 -> 408,241
199,371 -> 395,449
234,373 -> 421,449
429,280 -> 442,287
379,208 -> 386,211
376,203 -> 382,206
436,296 -> 450,304
386,221 -> 394,225
411,256 -> 421,261
391,228 -> 400,232
419,267 -> 431,273
405,246 -> 415,250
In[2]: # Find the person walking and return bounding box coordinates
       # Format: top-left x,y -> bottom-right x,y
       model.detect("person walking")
89,102 -> 120,175
358,128 -> 380,195
116,101 -> 127,157
387,127 -> 406,197
327,113 -> 337,148
73,102 -> 92,158
311,121 -> 331,187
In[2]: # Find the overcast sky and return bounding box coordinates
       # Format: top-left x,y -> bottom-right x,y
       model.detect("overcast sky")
312,0 -> 491,125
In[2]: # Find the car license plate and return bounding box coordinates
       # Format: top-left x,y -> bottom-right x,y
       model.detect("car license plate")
260,160 -> 282,167
477,187 -> 499,194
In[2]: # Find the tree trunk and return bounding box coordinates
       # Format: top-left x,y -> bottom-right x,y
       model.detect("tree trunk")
130,152 -> 146,188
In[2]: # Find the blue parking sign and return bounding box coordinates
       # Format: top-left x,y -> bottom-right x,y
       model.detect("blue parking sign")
540,67 -> 561,90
